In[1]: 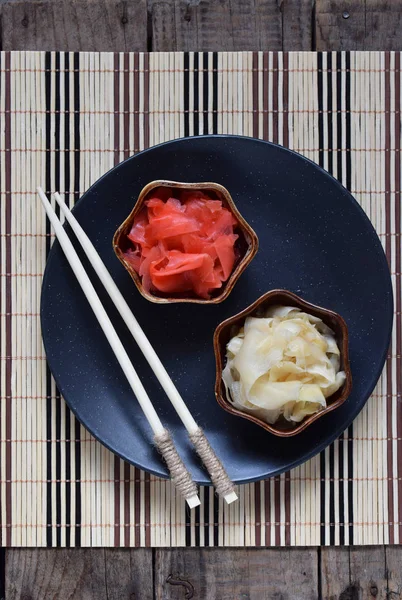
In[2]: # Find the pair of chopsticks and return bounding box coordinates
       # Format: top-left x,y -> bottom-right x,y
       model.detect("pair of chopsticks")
38,187 -> 237,509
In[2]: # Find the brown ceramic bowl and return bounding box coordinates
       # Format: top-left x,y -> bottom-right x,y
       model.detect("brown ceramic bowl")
214,289 -> 352,437
113,180 -> 259,304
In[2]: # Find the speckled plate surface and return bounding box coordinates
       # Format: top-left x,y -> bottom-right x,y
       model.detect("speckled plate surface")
40,135 -> 393,483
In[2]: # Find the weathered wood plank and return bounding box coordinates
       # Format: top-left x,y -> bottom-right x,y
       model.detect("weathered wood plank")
155,548 -> 319,599
0,0 -> 148,52
349,546 -> 387,599
2,0 -> 401,54
149,0 -> 283,51
315,0 -> 365,51
2,546 -> 399,600
228,0 -> 282,51
0,548 -> 5,600
104,549 -> 154,600
365,0 -> 402,50
320,547 -> 351,600
282,0 -> 313,51
5,549 -> 153,600
6,549 -> 108,600
385,546 -> 402,599
315,0 -> 402,51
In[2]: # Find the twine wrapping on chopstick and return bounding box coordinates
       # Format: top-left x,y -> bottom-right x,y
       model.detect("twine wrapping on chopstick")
189,428 -> 236,499
154,430 -> 199,501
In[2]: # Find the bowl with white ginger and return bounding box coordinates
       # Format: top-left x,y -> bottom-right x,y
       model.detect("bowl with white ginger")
213,289 -> 352,436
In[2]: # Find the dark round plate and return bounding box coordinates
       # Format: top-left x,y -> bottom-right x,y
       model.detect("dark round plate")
41,135 -> 393,484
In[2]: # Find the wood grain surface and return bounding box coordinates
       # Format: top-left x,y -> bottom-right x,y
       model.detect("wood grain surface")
321,548 -> 351,600
5,549 -> 153,600
2,0 -> 401,52
0,0 -> 148,52
4,547 -> 402,599
1,1 -> 402,599
155,548 -> 319,599
149,0 -> 283,51
315,0 -> 402,50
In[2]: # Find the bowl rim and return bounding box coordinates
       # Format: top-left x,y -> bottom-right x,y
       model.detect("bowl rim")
112,179 -> 259,304
213,288 -> 353,437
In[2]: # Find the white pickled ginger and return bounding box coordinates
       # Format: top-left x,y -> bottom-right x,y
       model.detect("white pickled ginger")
222,306 -> 346,425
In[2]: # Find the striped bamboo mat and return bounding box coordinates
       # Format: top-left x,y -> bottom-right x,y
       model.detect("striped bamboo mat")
0,51 -> 400,547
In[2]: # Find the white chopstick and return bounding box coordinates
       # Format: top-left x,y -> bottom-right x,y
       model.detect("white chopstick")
52,191 -> 238,505
38,187 -> 201,509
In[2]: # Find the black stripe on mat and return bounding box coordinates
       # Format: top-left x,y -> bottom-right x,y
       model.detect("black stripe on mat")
45,50 -> 53,548
317,52 -> 326,546
73,51 -> 82,547
345,51 -> 353,545
318,52 -> 354,545
54,52 -> 63,549
183,50 -> 192,546
327,51 -> 336,547
64,52 -> 72,548
203,52 -> 209,134
184,53 -> 189,138
213,53 -> 218,133
193,53 -> 199,135
183,53 -> 220,544
336,51 -> 345,546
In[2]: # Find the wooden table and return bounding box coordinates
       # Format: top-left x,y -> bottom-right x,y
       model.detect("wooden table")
1,1 -> 402,598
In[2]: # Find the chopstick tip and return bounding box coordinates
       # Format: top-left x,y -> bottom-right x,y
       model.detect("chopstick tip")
224,491 -> 238,504
37,186 -> 49,207
187,495 -> 201,509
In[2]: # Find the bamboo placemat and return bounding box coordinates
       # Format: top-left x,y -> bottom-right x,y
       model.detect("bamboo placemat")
0,51 -> 400,547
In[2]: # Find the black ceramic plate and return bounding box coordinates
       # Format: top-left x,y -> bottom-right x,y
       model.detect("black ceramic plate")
41,136 -> 393,484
